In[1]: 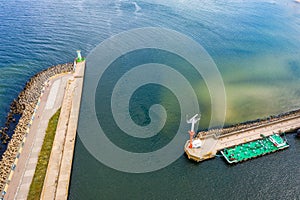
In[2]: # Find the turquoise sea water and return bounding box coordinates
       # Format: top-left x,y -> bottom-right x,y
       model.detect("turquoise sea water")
1,0 -> 300,199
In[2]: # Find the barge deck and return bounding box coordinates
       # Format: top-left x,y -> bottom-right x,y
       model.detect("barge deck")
220,134 -> 289,164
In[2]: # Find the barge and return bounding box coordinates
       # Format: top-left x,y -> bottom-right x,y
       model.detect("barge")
220,133 -> 289,164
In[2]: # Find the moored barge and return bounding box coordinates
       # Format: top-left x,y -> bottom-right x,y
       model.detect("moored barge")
220,134 -> 289,164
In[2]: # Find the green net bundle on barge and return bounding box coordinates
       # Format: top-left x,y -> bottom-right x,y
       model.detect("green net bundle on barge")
220,134 -> 289,164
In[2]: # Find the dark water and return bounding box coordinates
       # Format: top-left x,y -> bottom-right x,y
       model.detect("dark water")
0,0 -> 300,199
71,134 -> 300,199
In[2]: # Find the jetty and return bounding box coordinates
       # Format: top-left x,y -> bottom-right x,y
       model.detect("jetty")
185,112 -> 300,162
0,52 -> 85,200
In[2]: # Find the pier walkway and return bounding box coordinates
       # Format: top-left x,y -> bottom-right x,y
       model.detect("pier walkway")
41,61 -> 85,200
4,61 -> 85,200
4,74 -> 72,199
185,114 -> 300,162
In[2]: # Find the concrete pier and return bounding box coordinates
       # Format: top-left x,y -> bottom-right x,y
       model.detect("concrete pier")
41,61 -> 85,200
2,61 -> 85,200
185,114 -> 300,162
3,74 -> 72,200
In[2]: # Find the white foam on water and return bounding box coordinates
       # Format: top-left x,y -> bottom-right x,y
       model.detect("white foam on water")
133,2 -> 141,13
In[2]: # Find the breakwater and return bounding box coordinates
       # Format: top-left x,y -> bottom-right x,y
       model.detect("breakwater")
186,109 -> 300,162
0,63 -> 73,192
197,109 -> 300,138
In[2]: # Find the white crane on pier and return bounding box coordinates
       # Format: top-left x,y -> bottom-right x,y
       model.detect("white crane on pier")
187,114 -> 201,148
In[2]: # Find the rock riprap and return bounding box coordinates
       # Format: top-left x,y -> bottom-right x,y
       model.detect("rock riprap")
0,63 -> 73,192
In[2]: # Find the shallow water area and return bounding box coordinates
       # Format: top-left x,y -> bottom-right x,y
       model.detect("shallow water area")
0,0 -> 300,199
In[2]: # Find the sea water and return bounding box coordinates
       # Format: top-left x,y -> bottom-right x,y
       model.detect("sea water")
0,0 -> 299,199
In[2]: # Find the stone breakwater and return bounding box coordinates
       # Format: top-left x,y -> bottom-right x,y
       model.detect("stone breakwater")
197,109 -> 300,138
0,63 -> 73,192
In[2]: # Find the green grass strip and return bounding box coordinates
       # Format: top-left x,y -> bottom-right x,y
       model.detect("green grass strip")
27,108 -> 61,200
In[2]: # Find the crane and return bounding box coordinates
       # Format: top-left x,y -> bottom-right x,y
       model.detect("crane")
187,114 -> 201,148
